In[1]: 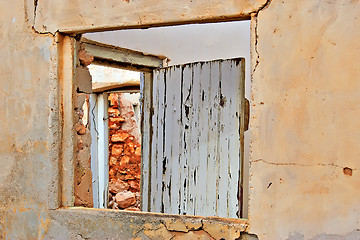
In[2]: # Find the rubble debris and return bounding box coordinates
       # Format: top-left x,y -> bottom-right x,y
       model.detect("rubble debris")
115,191 -> 137,209
107,93 -> 141,211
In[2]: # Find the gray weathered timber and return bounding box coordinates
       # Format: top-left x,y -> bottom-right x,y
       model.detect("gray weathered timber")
140,73 -> 153,212
144,58 -> 245,218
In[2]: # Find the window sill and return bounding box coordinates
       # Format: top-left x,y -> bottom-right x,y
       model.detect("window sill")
46,207 -> 248,239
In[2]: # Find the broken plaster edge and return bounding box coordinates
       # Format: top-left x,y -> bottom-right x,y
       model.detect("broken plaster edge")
52,207 -> 248,224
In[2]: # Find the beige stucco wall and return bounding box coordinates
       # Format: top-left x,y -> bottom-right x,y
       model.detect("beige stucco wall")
1,0 -> 360,239
249,0 -> 360,239
0,0 -> 60,239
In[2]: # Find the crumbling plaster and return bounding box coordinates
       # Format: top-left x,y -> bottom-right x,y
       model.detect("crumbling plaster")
45,208 -> 249,240
2,0 -> 360,239
0,0 -> 60,239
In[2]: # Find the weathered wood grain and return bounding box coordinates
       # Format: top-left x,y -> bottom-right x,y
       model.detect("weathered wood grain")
145,58 -> 245,217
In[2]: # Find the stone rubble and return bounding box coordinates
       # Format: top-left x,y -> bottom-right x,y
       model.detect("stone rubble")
107,93 -> 141,211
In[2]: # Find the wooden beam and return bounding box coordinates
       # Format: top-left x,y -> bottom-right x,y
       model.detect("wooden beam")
81,38 -> 165,70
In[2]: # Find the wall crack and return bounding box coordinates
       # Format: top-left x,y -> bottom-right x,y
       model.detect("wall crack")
251,159 -> 359,170
251,0 -> 272,76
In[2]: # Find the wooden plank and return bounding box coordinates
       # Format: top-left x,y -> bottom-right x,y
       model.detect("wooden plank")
160,68 -> 174,213
89,94 -> 99,208
197,62 -> 211,215
35,0 -> 264,34
150,70 -> 159,212
227,59 -> 245,218
145,58 -> 244,218
187,63 -> 201,216
140,73 -> 153,212
169,66 -> 182,214
157,70 -> 166,213
217,61 -> 230,217
206,61 -> 220,216
180,64 -> 192,215
82,40 -> 164,69
97,93 -> 109,209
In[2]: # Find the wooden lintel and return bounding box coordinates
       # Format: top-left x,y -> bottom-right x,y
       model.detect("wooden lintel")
81,38 -> 165,69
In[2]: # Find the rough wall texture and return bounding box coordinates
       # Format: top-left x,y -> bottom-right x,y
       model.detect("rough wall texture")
108,93 -> 141,211
74,93 -> 93,208
44,208 -> 249,240
34,0 -> 267,33
0,0 -> 59,238
249,0 -> 360,239
2,0 -> 360,239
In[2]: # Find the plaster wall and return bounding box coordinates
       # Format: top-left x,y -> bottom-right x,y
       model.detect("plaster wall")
0,0 -> 60,238
249,0 -> 360,239
2,0 -> 360,239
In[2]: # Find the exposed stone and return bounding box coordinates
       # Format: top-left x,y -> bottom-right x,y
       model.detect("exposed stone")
120,155 -> 130,165
111,144 -> 123,156
109,179 -> 129,193
111,117 -> 126,122
107,93 -> 142,211
115,191 -> 136,209
135,147 -> 141,156
75,123 -> 86,135
111,131 -> 130,142
109,168 -> 117,178
124,206 -> 140,211
109,156 -> 118,166
78,49 -> 94,66
128,180 -> 140,192
108,108 -> 120,117
109,122 -> 121,130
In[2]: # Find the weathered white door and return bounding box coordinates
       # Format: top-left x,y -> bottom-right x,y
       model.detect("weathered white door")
141,58 -> 245,218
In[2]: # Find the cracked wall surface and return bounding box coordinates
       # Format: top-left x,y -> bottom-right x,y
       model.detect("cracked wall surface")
249,0 -> 360,239
33,0 -> 267,33
44,208 -> 250,240
0,0 -> 59,239
2,0 -> 360,239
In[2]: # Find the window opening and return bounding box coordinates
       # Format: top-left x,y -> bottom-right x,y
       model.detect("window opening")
81,20 -> 251,218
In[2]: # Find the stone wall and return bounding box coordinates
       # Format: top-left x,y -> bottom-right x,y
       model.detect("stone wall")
108,93 -> 141,211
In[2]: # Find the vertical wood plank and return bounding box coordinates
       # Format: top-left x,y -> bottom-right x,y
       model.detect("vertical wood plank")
170,66 -> 182,214
217,60 -> 231,217
145,58 -> 244,218
180,64 -> 192,215
97,93 -> 109,209
150,70 -> 159,212
156,70 -> 166,212
140,72 -> 153,212
163,68 -> 173,213
89,94 -> 99,208
188,63 -> 201,215
207,61 -> 220,216
197,62 -> 210,215
227,59 -> 245,218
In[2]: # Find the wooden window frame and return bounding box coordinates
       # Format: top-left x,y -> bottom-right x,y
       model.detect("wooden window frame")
58,31 -> 247,219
